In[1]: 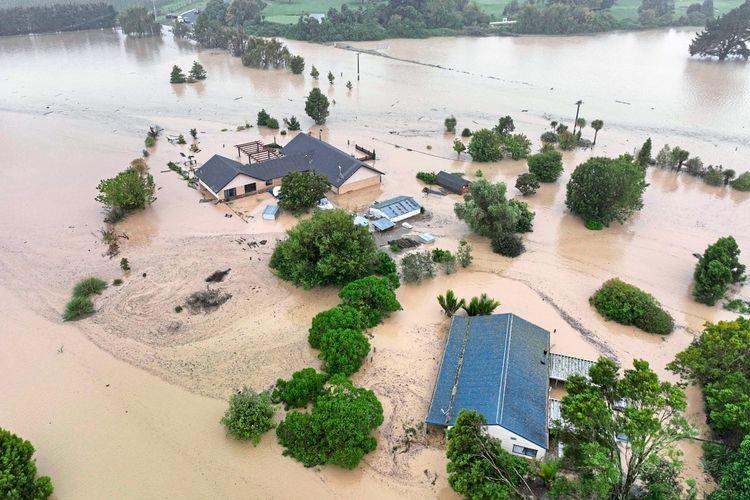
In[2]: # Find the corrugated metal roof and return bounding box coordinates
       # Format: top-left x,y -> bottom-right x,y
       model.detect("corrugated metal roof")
436,171 -> 470,193
372,218 -> 395,231
371,196 -> 421,219
549,353 -> 594,382
426,314 -> 550,449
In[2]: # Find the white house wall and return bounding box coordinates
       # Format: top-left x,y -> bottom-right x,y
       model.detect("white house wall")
486,425 -> 546,459
338,166 -> 381,194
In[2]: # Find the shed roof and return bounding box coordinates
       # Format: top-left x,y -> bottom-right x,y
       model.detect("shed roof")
436,171 -> 470,193
549,353 -> 595,382
426,313 -> 550,449
372,195 -> 421,219
372,218 -> 395,231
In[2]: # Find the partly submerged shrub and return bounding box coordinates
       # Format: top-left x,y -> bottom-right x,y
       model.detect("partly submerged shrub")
73,277 -> 107,297
63,295 -> 94,321
491,232 -> 525,257
220,388 -> 275,445
590,278 -> 674,335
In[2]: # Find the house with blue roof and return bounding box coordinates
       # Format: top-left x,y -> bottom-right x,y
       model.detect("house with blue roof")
426,313 -> 551,458
195,133 -> 383,200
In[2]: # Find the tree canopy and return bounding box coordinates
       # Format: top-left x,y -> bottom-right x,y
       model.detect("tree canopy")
319,328 -> 371,375
95,166 -> 155,213
338,275 -> 401,327
270,209 -> 378,288
119,6 -> 161,36
590,278 -> 674,335
278,171 -> 330,215
454,178 -> 535,238
308,305 -> 364,349
565,155 -> 647,226
273,368 -> 329,409
0,3 -> 116,37
467,128 -> 503,162
528,149 -> 564,182
0,428 -> 53,500
692,236 -> 745,305
220,388 -> 275,444
690,1 -> 750,60
305,88 -> 330,125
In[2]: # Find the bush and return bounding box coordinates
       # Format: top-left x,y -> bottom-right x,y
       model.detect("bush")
557,131 -> 577,150
500,133 -> 532,160
274,368 -> 328,409
416,171 -> 438,184
276,375 -> 383,469
431,248 -> 453,263
144,135 -> 156,148
400,250 -> 435,283
95,168 -> 155,212
585,219 -> 604,230
319,328 -> 371,375
528,149 -> 564,182
338,276 -> 401,327
684,157 -> 705,177
270,210 -> 378,289
467,129 -> 503,162
112,278 -> 123,286
445,116 -> 457,133
265,117 -> 280,129
373,251 -> 397,276
73,277 -> 107,297
120,257 -> 130,271
590,278 -> 674,335
174,305 -> 183,313
289,55 -> 305,74
0,428 -> 53,500
693,236 -> 745,305
731,172 -> 750,191
278,171 -> 330,215
457,240 -> 473,267
221,388 -> 275,444
704,166 -> 724,186
515,173 -> 540,196
257,109 -> 271,126
565,155 -> 646,226
461,128 -> 472,137
540,131 -> 558,144
491,232 -> 525,257
308,305 -> 364,349
63,295 -> 94,321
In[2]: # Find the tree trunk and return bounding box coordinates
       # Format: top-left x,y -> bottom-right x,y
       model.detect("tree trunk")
593,129 -> 599,145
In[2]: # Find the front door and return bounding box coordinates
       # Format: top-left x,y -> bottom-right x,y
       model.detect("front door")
224,187 -> 237,199
244,183 -> 257,194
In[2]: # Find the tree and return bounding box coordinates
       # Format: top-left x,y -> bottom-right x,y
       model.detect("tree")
338,276 -> 401,327
670,146 -> 689,172
276,375 -> 383,469
639,0 -> 675,26
491,232 -> 525,257
685,156 -> 705,176
327,70 -> 335,84
493,115 -> 515,136
556,358 -> 693,499
462,293 -> 500,316
189,61 -> 207,80
400,250 -> 435,283
446,410 -> 531,498
220,388 -> 275,444
467,129 -> 503,162
731,172 -> 750,191
591,119 -> 604,145
454,179 -> 534,238
289,55 -> 305,74
270,210 -> 378,288
541,131 -> 558,144
461,128 -> 472,138
119,6 -> 161,36
690,2 -> 750,60
305,88 -> 330,125
0,428 -> 53,499
692,236 -> 745,305
710,435 -> 750,499
528,149 -> 563,182
96,167 -> 155,212
319,328 -> 370,375
500,133 -> 532,160
722,168 -> 736,185
274,368 -> 328,409
457,240 -> 473,267
565,155 -> 647,226
204,0 -> 228,23
170,65 -> 186,84
278,171 -> 330,215
557,130 -> 577,150
310,65 -> 319,79
443,115 -> 458,133
590,278 -> 674,335
704,165 -> 725,186
452,139 -> 466,158
637,138 -> 653,168
308,305 -> 364,348
284,116 -> 301,131
576,117 -> 586,137
437,289 -> 465,317
515,172 -> 540,196
226,0 -> 267,26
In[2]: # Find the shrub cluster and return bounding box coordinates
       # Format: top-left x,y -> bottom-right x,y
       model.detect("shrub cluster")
220,388 -> 275,445
273,368 -> 329,409
0,428 -> 54,499
590,278 -> 674,335
63,277 -> 107,321
416,171 -> 438,184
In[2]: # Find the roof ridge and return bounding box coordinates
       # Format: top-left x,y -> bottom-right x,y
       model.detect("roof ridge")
497,314 -> 513,423
445,316 -> 473,425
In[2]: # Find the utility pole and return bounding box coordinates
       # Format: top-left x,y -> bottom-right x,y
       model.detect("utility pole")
573,100 -> 583,134
357,52 -> 360,81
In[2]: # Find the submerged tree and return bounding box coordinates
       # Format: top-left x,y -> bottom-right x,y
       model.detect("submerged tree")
170,65 -> 187,84
310,65 -> 320,79
591,119 -> 604,144
637,137 -> 653,168
692,236 -> 745,305
119,6 -> 161,36
327,70 -> 335,84
289,55 -> 305,74
0,428 -> 54,499
189,61 -> 207,80
305,88 -> 330,125
278,171 -> 330,215
437,289 -> 465,317
690,1 -> 750,60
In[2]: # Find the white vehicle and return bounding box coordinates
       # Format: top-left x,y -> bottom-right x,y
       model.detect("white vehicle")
317,197 -> 336,210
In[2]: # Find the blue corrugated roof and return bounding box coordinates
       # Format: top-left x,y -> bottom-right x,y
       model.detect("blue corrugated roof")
426,313 -> 550,449
372,218 -> 395,231
371,196 -> 421,219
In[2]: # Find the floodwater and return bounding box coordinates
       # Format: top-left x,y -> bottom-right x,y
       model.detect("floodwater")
1,27 -> 749,498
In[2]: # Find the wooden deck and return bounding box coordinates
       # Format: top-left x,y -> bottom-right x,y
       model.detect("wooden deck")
549,353 -> 595,382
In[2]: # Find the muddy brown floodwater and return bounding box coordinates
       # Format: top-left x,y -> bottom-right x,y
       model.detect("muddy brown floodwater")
1,27 -> 749,499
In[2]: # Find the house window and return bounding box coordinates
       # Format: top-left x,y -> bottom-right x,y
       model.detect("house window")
224,187 -> 237,199
512,445 -> 538,458
265,179 -> 274,186
244,183 -> 257,194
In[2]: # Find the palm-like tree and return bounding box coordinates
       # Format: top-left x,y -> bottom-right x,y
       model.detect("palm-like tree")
572,99 -> 583,133
590,119 -> 604,145
437,289 -> 465,317
575,117 -> 586,138
462,293 -> 500,316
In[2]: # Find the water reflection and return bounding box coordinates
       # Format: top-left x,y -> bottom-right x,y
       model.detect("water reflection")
123,34 -> 164,63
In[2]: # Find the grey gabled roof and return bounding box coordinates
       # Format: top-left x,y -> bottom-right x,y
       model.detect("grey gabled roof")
195,134 -> 383,193
426,313 -> 550,449
195,155 -> 245,193
436,171 -> 470,193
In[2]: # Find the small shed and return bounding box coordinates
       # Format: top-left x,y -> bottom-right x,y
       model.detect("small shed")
369,196 -> 422,222
262,204 -> 280,220
353,215 -> 369,227
372,218 -> 395,232
436,171 -> 470,195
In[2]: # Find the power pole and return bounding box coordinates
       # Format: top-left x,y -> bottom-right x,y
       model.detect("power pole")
573,100 -> 583,134
357,52 -> 360,81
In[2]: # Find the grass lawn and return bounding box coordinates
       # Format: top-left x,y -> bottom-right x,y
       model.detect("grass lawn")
158,0 -> 744,24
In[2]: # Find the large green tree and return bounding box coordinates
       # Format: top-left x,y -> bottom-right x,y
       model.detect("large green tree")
556,358 -> 693,499
274,368 -> 329,409
270,210 -> 378,288
276,375 -> 384,469
565,155 -> 647,226
308,305 -> 364,348
690,1 -> 750,60
467,129 -> 503,162
319,328 -> 371,375
95,167 -> 155,212
305,88 -> 330,125
528,149 -> 563,182
119,6 -> 161,36
225,0 -> 266,27
278,171 -> 330,215
0,428 -> 53,500
220,388 -> 275,444
338,276 -> 401,327
692,236 -> 745,305
454,178 -> 534,237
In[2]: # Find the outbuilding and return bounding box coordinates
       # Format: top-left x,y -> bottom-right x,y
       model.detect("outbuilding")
436,171 -> 470,195
369,196 -> 422,223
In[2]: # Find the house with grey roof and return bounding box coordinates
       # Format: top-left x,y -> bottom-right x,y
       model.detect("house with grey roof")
195,133 -> 383,200
426,313 -> 551,458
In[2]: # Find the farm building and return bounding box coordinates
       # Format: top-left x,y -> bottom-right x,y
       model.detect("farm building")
369,196 -> 422,222
436,171 -> 470,194
195,133 -> 383,200
426,313 -> 551,458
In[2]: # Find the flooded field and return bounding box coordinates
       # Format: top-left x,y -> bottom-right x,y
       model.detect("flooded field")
1,27 -> 749,498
